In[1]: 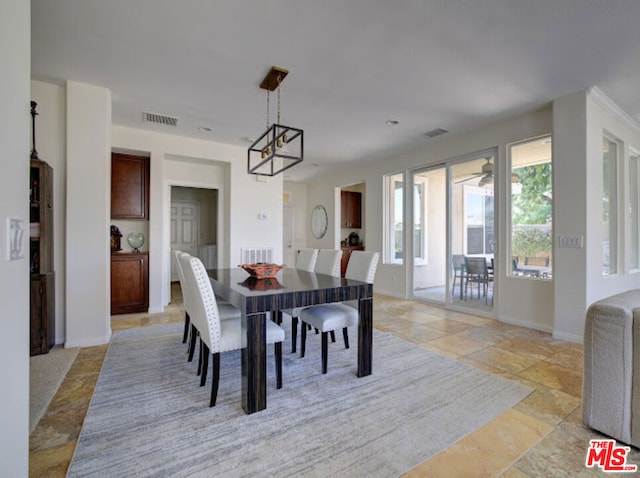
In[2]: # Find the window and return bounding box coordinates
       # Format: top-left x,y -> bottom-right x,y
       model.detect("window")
385,173 -> 404,263
509,136 -> 553,279
629,150 -> 639,270
603,134 -> 619,276
464,186 -> 494,255
413,177 -> 426,261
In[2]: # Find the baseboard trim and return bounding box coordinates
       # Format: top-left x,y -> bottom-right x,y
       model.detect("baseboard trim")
64,330 -> 112,348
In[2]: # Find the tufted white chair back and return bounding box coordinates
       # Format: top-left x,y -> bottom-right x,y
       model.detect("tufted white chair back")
177,252 -> 195,318
345,251 -> 379,283
183,255 -> 223,352
314,249 -> 342,277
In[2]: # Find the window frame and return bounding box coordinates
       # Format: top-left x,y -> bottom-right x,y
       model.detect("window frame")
384,172 -> 404,265
602,132 -> 620,277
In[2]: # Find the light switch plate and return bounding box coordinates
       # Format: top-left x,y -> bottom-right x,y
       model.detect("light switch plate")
559,235 -> 583,248
8,218 -> 25,260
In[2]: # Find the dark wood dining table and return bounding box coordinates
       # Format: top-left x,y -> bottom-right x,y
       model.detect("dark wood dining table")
208,267 -> 374,414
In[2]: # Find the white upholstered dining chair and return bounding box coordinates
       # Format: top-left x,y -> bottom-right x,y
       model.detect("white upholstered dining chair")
280,249 -> 341,353
172,250 -> 191,344
178,252 -> 240,367
276,248 -> 315,350
295,248 -> 319,271
299,251 -> 379,374
182,255 -> 285,407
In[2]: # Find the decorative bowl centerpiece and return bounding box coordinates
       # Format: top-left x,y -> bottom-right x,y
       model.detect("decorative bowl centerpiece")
239,262 -> 283,278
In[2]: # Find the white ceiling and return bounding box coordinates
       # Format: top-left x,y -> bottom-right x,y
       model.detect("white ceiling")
31,0 -> 640,181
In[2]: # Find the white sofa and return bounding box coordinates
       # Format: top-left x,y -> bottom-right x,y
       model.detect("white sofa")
583,290 -> 640,447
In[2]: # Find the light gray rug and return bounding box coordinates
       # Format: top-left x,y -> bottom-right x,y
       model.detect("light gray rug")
30,346 -> 79,434
67,322 -> 532,477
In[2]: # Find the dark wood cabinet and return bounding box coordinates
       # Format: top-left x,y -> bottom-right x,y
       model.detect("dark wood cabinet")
341,191 -> 361,229
111,252 -> 149,314
340,246 -> 365,277
30,159 -> 55,355
111,153 -> 150,219
31,273 -> 55,355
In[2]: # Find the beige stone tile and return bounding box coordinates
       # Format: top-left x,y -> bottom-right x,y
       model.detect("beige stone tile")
63,346 -> 107,380
388,320 -> 450,345
459,357 -> 517,379
29,403 -> 88,452
47,375 -> 96,409
518,362 -> 582,398
450,314 -> 495,327
557,407 -> 610,444
409,312 -> 448,325
424,318 -> 475,334
141,313 -> 181,327
545,347 -> 583,373
111,316 -> 143,330
467,346 -> 543,375
405,410 -> 551,478
29,441 -> 75,478
421,342 -> 462,359
512,428 -> 604,477
426,334 -> 491,356
497,336 -> 560,359
458,325 -> 512,345
514,385 -> 581,427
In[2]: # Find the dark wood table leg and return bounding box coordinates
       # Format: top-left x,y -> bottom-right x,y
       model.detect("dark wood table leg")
357,296 -> 373,377
241,312 -> 267,414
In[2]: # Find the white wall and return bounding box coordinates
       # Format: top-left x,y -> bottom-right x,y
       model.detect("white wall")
65,81 -> 112,348
0,0 -> 30,473
552,90 -> 640,341
31,80 -> 67,344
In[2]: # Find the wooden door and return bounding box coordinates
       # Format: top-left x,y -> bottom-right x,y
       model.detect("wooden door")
170,200 -> 200,280
111,153 -> 150,219
111,253 -> 149,314
283,205 -> 295,267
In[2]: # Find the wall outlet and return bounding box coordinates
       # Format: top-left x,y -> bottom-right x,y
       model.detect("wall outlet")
559,235 -> 583,248
257,212 -> 269,220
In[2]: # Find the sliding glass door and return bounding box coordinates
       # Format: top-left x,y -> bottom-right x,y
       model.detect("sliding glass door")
410,151 -> 496,315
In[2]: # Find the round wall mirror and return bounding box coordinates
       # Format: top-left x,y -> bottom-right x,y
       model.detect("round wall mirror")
310,205 -> 328,239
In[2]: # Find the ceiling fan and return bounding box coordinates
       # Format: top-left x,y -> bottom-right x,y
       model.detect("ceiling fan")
455,157 -> 494,186
454,157 -> 521,186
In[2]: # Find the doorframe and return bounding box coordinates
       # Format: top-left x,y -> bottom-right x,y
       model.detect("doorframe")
170,198 -> 201,281
406,146 -> 499,318
283,204 -> 295,267
162,179 -> 224,307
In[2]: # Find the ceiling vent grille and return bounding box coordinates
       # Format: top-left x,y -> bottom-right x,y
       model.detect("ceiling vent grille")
424,128 -> 448,138
142,111 -> 178,127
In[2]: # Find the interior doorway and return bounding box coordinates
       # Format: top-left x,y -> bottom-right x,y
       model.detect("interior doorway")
283,205 -> 295,267
170,186 -> 218,280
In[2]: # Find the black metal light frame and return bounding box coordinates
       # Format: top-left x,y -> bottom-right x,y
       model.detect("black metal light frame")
247,123 -> 303,176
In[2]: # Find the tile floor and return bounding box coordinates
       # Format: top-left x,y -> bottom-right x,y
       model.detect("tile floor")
29,285 -> 638,477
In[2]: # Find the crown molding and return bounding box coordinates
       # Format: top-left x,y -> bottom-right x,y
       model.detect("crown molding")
587,86 -> 640,132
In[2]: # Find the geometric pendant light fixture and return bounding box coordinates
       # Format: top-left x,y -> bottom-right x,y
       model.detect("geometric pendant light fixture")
248,66 -> 304,176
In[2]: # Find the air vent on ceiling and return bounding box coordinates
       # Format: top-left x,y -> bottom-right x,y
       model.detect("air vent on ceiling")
424,128 -> 448,138
142,111 -> 178,127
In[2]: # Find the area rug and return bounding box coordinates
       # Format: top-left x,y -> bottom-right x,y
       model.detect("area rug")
30,345 -> 79,434
67,322 -> 532,477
